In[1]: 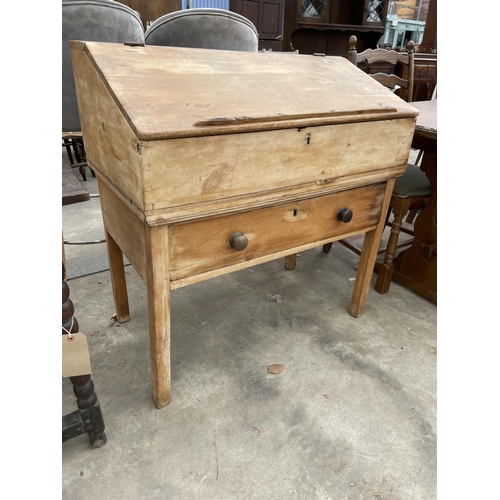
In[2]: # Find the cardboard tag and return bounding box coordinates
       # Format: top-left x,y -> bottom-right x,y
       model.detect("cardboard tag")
62,333 -> 92,378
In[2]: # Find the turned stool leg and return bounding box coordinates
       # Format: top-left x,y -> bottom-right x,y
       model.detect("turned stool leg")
71,138 -> 87,182
68,375 -> 107,448
62,263 -> 107,447
375,199 -> 408,295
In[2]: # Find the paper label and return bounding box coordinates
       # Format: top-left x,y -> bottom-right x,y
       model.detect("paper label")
62,333 -> 92,378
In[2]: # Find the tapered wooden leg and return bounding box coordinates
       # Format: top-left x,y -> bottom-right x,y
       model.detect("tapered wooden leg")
105,229 -> 130,323
374,211 -> 405,294
284,253 -> 297,270
144,225 -> 171,409
322,242 -> 333,253
349,178 -> 395,317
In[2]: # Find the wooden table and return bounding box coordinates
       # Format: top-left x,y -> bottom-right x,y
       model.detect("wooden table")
390,99 -> 437,302
71,42 -> 418,408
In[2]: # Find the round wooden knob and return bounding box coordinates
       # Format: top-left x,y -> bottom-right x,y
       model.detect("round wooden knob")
229,232 -> 248,251
337,208 -> 353,223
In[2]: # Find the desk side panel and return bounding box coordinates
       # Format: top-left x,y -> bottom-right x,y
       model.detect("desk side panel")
98,179 -> 147,283
71,46 -> 145,210
141,118 -> 415,216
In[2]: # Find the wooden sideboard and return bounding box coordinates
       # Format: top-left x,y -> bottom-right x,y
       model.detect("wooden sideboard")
287,0 -> 388,55
118,0 -> 181,26
414,52 -> 437,101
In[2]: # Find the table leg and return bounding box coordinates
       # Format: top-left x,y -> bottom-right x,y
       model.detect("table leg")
105,229 -> 130,323
349,178 -> 395,317
284,253 -> 297,270
145,225 -> 171,409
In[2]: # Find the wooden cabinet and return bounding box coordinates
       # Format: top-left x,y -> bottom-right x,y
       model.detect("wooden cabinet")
296,0 -> 386,27
413,53 -> 437,101
118,0 -> 182,26
290,0 -> 388,55
235,0 -> 285,50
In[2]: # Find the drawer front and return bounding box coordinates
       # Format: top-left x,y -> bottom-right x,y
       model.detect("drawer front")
169,183 -> 386,281
415,65 -> 428,77
142,119 -> 414,214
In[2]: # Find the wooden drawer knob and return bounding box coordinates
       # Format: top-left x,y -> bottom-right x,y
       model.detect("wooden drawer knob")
337,208 -> 353,223
229,231 -> 248,251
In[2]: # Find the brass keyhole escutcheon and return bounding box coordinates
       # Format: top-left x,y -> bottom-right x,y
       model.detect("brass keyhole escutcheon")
229,232 -> 248,251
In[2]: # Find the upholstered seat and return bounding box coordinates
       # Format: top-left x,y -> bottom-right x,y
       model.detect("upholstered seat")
62,0 -> 145,133
393,164 -> 431,197
144,8 -> 258,52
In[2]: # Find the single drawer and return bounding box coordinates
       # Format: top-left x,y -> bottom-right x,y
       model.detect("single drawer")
416,65 -> 428,77
169,183 -> 386,281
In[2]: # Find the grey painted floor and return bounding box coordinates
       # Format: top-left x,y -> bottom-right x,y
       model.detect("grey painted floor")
62,156 -> 437,500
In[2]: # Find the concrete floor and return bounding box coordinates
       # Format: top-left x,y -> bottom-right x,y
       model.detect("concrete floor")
62,154 -> 437,500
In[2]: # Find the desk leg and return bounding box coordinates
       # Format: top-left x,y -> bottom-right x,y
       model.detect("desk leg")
145,225 -> 171,409
284,254 -> 297,270
349,178 -> 395,317
105,230 -> 130,323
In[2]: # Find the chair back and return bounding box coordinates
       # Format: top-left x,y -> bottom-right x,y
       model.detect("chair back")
62,0 -> 145,132
144,8 -> 258,52
348,35 -> 414,102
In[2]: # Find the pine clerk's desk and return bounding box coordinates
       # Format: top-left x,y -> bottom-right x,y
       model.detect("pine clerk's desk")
71,42 -> 418,408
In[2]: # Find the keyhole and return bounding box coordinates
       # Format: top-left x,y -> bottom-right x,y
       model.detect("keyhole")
293,208 -> 298,217
306,133 -> 311,145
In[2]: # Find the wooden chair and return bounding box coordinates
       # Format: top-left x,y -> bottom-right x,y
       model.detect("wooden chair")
286,36 -> 430,297
144,8 -> 258,52
348,34 -> 415,102
336,36 -> 430,294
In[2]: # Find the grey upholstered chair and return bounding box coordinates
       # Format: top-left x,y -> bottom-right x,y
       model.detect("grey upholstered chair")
144,8 -> 258,52
62,0 -> 145,134
62,0 -> 144,250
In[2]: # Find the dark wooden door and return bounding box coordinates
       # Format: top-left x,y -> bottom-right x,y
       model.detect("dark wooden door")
237,0 -> 285,50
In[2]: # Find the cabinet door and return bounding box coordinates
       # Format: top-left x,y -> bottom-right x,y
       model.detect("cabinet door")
238,0 -> 284,39
362,0 -> 386,26
296,0 -> 330,24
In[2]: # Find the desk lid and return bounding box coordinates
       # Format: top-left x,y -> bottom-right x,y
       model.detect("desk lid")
72,41 -> 419,140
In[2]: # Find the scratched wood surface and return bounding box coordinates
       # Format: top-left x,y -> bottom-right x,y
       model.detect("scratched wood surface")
72,41 -> 415,222
73,41 -> 419,140
141,118 -> 415,215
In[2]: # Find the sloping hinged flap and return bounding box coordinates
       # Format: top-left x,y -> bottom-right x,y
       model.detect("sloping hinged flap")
74,41 -> 419,140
